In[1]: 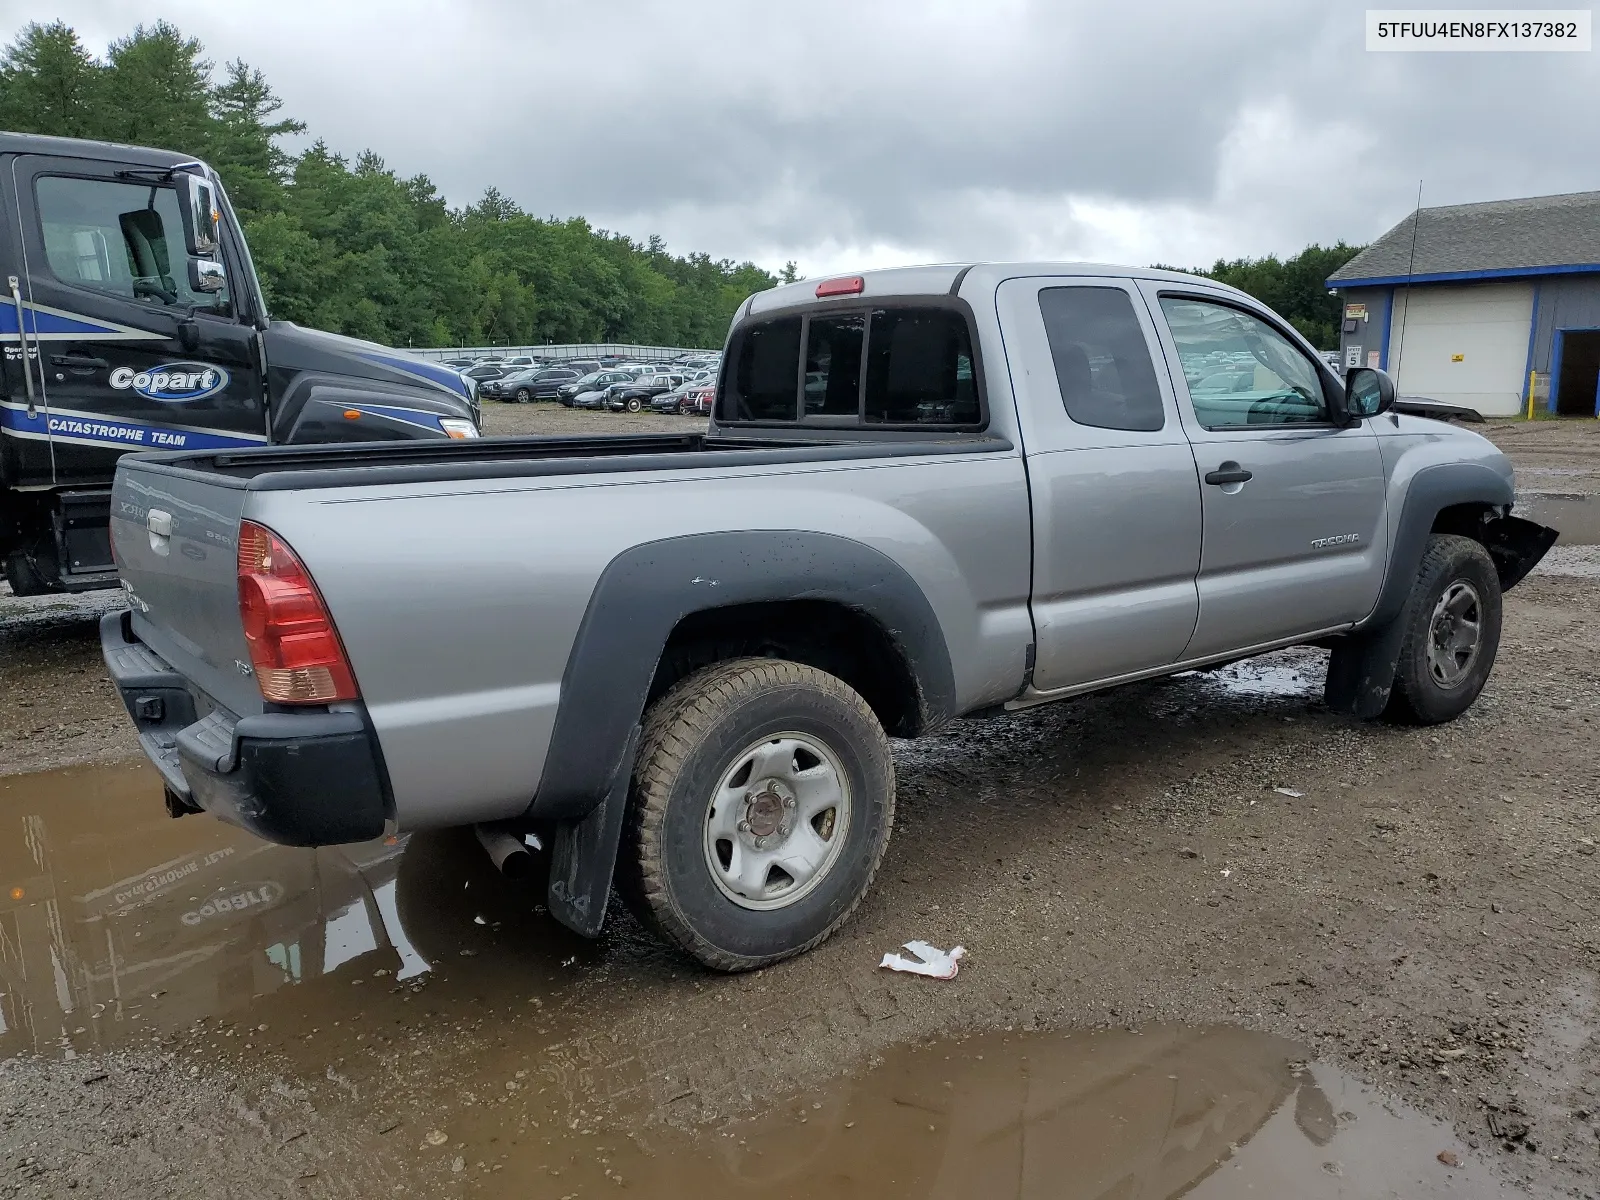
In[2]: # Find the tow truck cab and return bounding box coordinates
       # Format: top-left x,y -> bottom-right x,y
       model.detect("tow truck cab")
0,132 -> 479,595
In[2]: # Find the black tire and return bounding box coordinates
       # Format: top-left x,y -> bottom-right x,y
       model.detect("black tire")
621,658 -> 895,971
514,388 -> 531,403
1383,534 -> 1502,725
626,398 -> 642,412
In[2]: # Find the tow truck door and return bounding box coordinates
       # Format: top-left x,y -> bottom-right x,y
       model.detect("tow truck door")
6,154 -> 266,487
0,156 -> 54,489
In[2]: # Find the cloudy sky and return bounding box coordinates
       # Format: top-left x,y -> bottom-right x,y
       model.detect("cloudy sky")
21,0 -> 1600,274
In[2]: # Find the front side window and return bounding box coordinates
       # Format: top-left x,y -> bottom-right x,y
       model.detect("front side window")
1159,297 -> 1327,429
35,175 -> 229,314
1038,286 -> 1165,431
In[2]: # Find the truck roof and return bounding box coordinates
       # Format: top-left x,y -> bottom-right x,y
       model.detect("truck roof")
744,262 -> 1250,318
0,130 -> 195,169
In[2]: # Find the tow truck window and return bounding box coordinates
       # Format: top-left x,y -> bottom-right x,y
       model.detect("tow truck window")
35,175 -> 231,314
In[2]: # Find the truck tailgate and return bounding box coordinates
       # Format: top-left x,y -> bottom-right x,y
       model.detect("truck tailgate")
110,460 -> 264,719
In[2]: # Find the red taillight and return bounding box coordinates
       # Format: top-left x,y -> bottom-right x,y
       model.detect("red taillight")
815,276 -> 864,298
237,521 -> 359,704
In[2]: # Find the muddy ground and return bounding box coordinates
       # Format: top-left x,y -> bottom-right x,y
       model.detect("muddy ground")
0,413 -> 1597,1197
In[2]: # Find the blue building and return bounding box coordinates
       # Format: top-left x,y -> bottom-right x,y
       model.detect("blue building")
1329,191 -> 1600,417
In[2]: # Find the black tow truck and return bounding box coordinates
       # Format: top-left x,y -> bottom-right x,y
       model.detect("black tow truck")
1,131 -> 480,595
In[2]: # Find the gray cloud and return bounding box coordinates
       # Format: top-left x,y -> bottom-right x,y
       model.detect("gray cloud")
37,0 -> 1600,272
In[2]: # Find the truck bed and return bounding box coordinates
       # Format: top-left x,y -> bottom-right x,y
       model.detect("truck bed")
130,430 -> 1014,492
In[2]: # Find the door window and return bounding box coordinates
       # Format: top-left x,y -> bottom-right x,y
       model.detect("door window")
34,175 -> 230,314
1038,286 -> 1165,431
1158,297 -> 1327,428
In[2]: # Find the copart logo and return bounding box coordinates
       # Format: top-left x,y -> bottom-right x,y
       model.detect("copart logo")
109,362 -> 229,402
181,881 -> 283,926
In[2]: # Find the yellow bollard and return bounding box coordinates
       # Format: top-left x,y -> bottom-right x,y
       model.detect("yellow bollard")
1527,369 -> 1535,421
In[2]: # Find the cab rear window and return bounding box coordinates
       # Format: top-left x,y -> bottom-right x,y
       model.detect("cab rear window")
719,305 -> 981,427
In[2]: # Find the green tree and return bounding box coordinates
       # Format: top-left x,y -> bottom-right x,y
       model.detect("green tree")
99,21 -> 213,155
0,21 -> 105,137
1165,242 -> 1366,350
207,59 -> 304,219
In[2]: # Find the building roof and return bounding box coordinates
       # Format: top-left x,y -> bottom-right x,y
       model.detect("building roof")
1328,190 -> 1600,287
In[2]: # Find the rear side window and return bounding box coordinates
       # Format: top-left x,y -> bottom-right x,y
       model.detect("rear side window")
1038,287 -> 1164,432
720,306 -> 980,426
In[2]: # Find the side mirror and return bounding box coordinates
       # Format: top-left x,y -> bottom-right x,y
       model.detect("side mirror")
188,257 -> 227,293
178,172 -> 220,258
1344,366 -> 1396,419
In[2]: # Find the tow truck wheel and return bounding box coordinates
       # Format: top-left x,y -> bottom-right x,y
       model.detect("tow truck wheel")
1384,534 -> 1502,725
622,658 -> 894,971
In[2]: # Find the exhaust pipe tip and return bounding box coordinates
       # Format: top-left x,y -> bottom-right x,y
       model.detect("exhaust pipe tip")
475,824 -> 538,882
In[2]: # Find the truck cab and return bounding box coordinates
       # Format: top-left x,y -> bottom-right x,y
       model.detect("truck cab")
0,132 -> 480,595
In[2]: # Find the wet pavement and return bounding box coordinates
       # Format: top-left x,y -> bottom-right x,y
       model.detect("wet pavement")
0,759 -> 1520,1196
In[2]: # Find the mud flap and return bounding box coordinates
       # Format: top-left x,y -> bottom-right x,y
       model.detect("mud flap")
1324,617 -> 1409,720
547,726 -> 640,937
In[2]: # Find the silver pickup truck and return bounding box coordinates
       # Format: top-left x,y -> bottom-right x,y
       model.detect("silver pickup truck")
101,263 -> 1557,971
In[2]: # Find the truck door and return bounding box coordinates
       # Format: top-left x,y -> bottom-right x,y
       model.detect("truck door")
7,155 -> 266,489
997,276 -> 1204,691
1139,284 -> 1389,661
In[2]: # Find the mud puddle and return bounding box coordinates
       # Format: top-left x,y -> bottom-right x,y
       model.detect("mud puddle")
0,760 -> 608,1060
1518,491 -> 1600,545
453,1026 -> 1497,1197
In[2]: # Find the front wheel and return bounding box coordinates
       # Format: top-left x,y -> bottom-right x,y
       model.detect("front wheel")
1384,533 -> 1503,724
514,388 -> 531,403
621,659 -> 895,971
626,397 -> 642,412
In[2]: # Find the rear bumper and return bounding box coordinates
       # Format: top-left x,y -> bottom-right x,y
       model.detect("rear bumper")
100,610 -> 391,846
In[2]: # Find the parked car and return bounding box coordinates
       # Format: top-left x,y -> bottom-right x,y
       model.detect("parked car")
462,362 -> 511,382
608,374 -> 686,412
558,369 -> 636,406
677,384 -> 716,415
482,367 -> 582,403
101,262 -> 1558,975
503,356 -> 537,368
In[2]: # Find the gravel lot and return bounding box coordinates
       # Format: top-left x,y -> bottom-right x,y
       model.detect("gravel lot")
1,412 -> 1597,1197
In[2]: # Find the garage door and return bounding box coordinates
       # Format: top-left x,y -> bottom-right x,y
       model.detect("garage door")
1387,283 -> 1532,416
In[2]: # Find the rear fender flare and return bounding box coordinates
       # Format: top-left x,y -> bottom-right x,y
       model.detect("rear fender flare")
531,530 -> 956,824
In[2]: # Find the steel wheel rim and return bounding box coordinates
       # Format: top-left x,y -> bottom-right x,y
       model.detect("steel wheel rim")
1426,580 -> 1483,689
703,732 -> 852,911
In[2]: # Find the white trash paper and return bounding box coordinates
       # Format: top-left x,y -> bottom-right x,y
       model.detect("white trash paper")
879,940 -> 966,979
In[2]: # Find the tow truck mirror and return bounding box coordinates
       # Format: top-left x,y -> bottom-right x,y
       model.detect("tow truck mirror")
178,173 -> 220,258
1345,366 -> 1396,420
188,257 -> 227,294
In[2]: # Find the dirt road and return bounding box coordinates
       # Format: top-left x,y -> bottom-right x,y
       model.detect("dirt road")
1,412 -> 1596,1197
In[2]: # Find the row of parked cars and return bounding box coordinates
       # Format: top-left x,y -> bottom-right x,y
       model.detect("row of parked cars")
440,352 -> 723,415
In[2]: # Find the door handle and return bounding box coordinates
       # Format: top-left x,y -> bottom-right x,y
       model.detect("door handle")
1204,466 -> 1253,486
51,353 -> 108,372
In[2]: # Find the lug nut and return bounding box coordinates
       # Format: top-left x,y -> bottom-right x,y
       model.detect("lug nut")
783,796 -> 796,809
754,836 -> 767,849
778,823 -> 791,837
737,820 -> 752,833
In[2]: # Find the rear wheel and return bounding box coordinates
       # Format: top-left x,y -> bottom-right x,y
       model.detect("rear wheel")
1384,534 -> 1502,724
621,659 -> 895,971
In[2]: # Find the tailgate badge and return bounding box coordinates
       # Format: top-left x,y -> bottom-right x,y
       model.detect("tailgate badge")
235,660 -> 254,677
